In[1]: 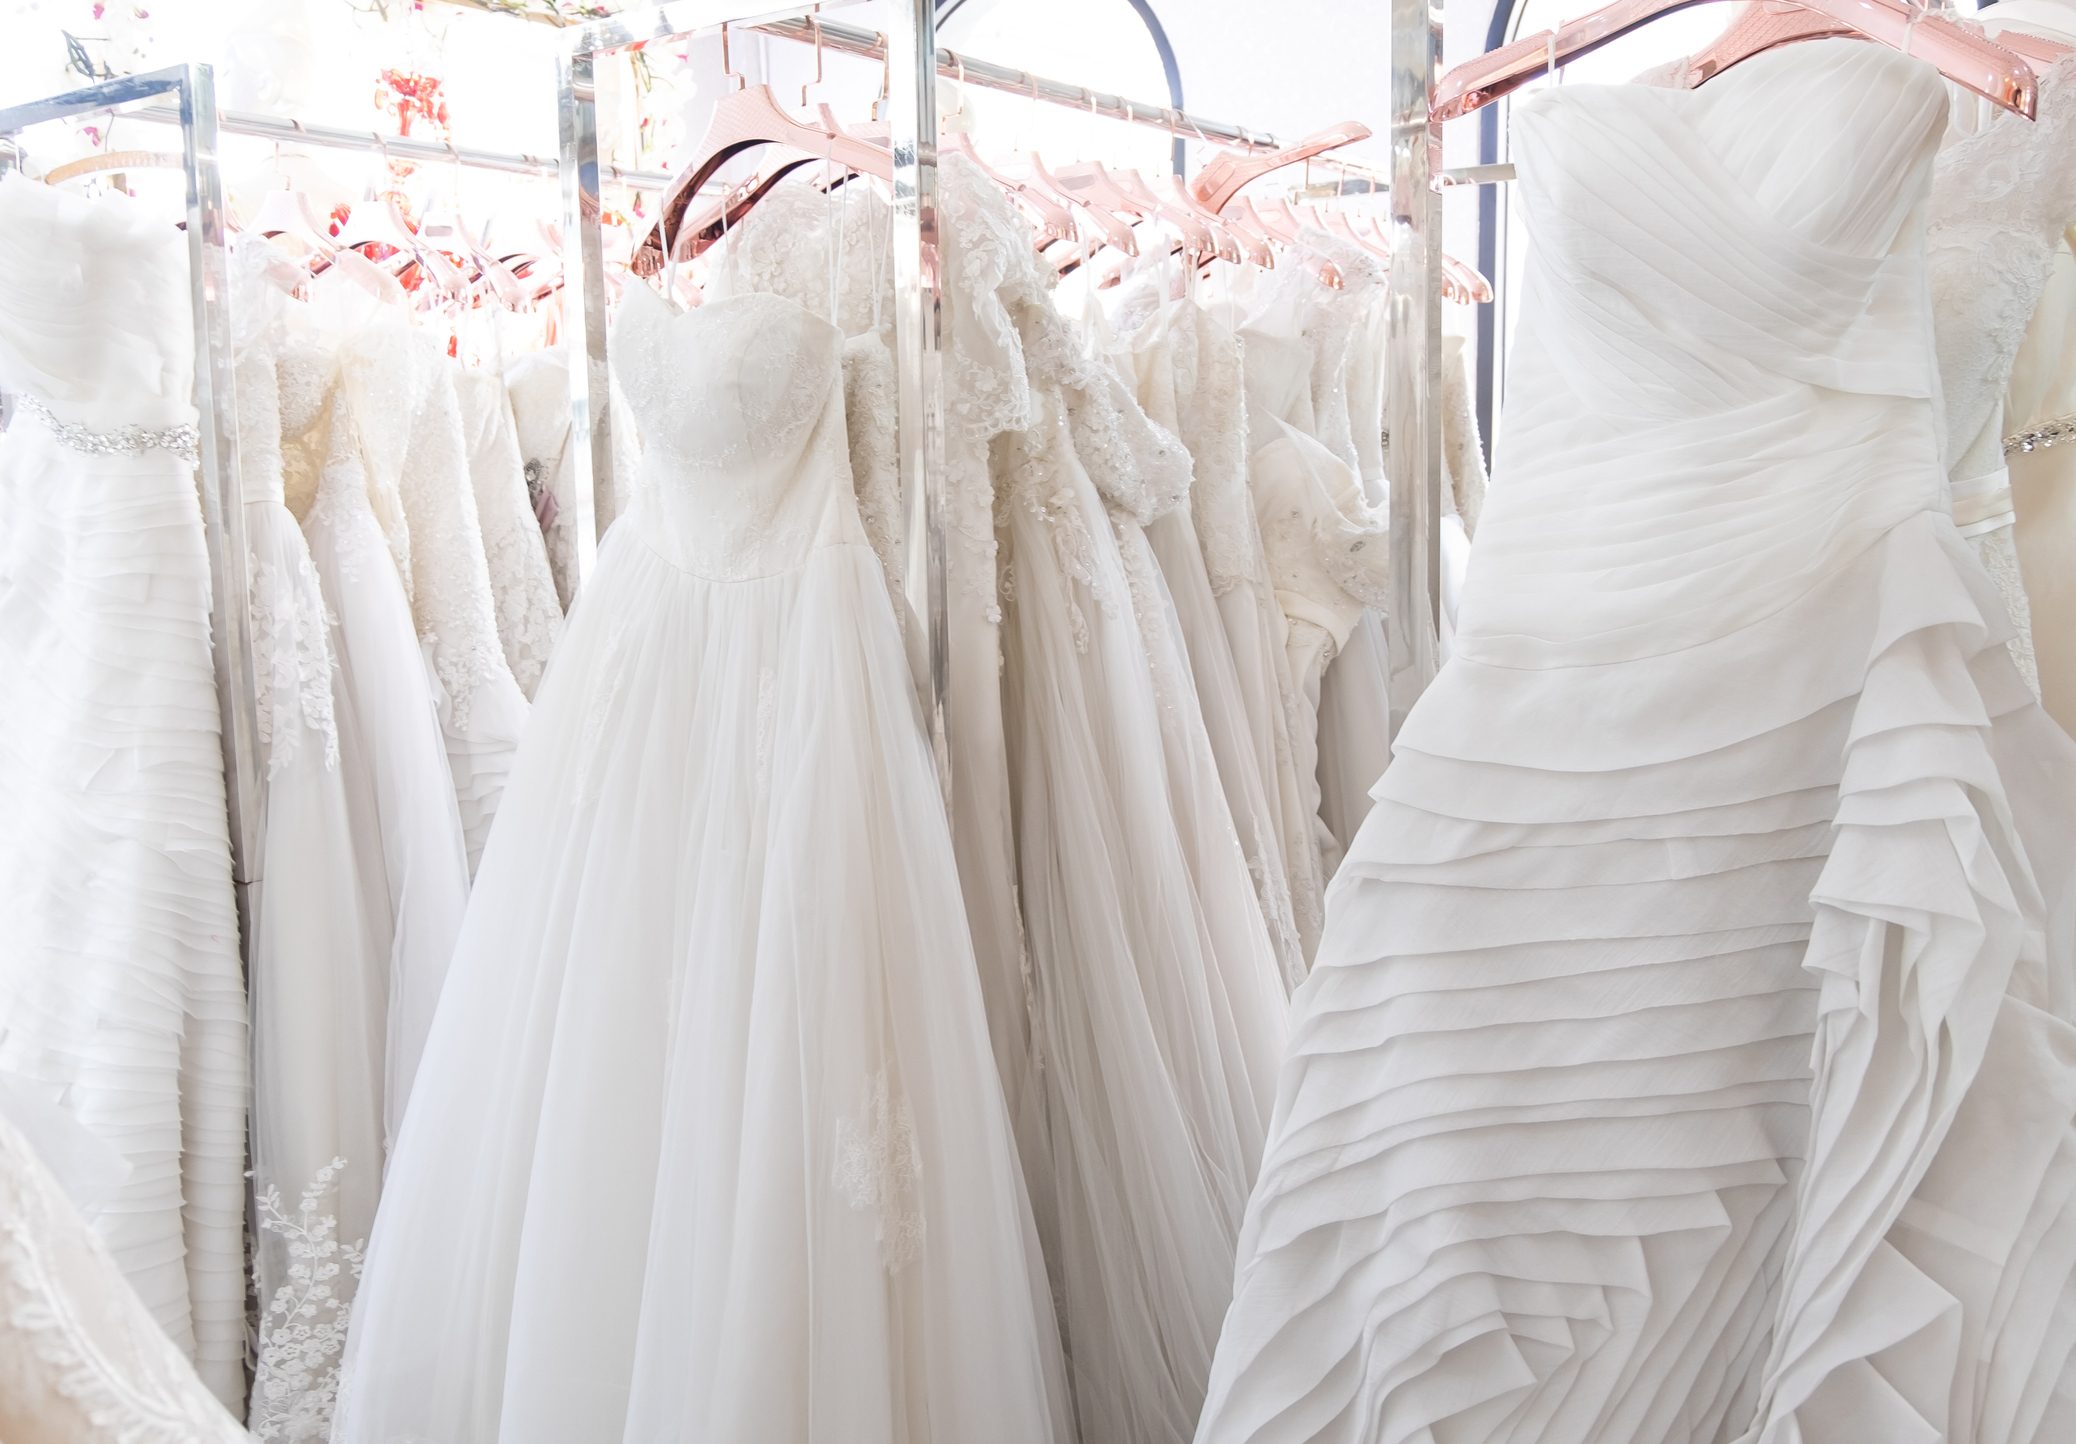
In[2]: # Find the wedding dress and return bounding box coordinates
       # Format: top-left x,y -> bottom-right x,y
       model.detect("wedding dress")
456,366 -> 562,699
285,260 -> 472,1149
1112,275 -> 1309,985
502,343 -> 646,612
331,283 -> 1073,1444
0,176 -> 247,1409
1929,51 -> 2076,704
0,1090 -> 247,1444
233,239 -> 387,1443
331,292 -> 528,872
1198,42 -> 2076,1444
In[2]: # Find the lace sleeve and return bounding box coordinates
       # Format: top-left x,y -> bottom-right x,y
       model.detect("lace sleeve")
1440,335 -> 1489,537
1926,55 -> 2076,468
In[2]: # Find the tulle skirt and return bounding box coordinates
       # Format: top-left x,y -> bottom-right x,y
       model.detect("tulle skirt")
1197,510 -> 2076,1444
332,516 -> 1072,1444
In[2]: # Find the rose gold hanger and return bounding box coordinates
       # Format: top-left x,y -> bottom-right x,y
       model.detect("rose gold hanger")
1676,1 -> 2071,92
1433,0 -> 2039,122
1244,197 -> 1344,289
1189,122 -> 1372,214
941,60 -> 1075,246
642,22 -> 892,274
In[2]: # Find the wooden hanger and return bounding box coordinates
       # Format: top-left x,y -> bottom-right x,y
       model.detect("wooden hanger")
1677,1 -> 2071,93
1433,0 -> 2039,122
43,148 -> 184,186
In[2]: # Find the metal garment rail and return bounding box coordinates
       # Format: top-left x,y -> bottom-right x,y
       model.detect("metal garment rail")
116,100 -> 676,188
0,63 -> 264,918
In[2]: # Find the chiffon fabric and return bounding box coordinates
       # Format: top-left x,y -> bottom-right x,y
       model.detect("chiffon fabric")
0,176 -> 247,1409
1198,42 -> 2076,1444
331,285 -> 1072,1444
456,367 -> 562,699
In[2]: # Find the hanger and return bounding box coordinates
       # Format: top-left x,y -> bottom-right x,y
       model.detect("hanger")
941,59 -> 1075,245
1433,0 -> 2039,122
1189,122 -> 1372,215
1242,196 -> 1344,288
1676,1 -> 2071,93
1030,150 -> 1138,258
43,148 -> 185,187
645,22 -> 893,273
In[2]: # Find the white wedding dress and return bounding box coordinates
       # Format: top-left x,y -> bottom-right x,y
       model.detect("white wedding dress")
0,176 -> 248,1409
331,283 -> 1073,1444
285,262 -> 473,1150
233,239 -> 388,1443
0,1091 -> 247,1444
1199,42 -> 2076,1444
456,366 -> 562,699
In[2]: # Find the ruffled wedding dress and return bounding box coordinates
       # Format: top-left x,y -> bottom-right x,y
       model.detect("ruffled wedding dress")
232,239 -> 388,1443
1198,41 -> 2076,1444
285,260 -> 472,1148
331,283 -> 1073,1444
0,176 -> 247,1409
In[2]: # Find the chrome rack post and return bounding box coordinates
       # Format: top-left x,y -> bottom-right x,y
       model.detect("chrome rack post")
0,64 -> 261,908
1386,0 -> 1443,697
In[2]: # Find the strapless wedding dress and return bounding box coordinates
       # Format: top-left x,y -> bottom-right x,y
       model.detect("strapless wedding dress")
331,285 -> 1072,1444
1198,41 -> 2076,1444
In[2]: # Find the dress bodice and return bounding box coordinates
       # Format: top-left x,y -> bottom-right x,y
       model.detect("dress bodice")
611,286 -> 856,579
0,178 -> 193,431
1466,39 -> 1952,667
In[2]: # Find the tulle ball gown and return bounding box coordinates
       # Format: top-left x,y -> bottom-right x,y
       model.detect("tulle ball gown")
1198,41 -> 2076,1444
332,285 -> 1073,1444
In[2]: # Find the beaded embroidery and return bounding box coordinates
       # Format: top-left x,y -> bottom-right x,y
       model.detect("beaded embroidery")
2004,412 -> 2076,457
16,393 -> 199,464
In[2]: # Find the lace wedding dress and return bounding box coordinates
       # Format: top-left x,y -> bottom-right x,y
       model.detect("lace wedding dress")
456,367 -> 562,699
1928,51 -> 2076,705
326,284 -> 528,873
285,259 -> 472,1149
0,176 -> 247,1409
331,283 -> 1073,1444
233,239 -> 387,1443
1111,276 -> 1310,986
0,1093 -> 247,1444
1198,42 -> 2076,1444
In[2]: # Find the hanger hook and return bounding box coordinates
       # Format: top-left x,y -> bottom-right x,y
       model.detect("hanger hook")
872,31 -> 891,120
720,22 -> 746,92
799,17 -> 823,109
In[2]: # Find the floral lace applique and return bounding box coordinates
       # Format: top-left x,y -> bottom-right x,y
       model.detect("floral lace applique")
248,555 -> 340,776
249,1158 -> 368,1443
832,1070 -> 926,1273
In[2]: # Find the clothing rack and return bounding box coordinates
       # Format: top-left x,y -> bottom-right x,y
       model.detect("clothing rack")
117,101 -> 676,190
558,3 -> 1448,788
0,64 -> 263,927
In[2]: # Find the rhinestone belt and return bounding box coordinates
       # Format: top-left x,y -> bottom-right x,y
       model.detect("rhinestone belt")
2004,411 -> 2076,459
15,393 -> 200,464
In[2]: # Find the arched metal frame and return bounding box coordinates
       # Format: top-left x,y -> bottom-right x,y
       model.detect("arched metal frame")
937,0 -> 1187,172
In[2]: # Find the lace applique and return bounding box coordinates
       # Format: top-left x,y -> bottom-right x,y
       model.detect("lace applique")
0,1119 -> 240,1444
249,1159 -> 367,1443
832,1070 -> 926,1273
1440,337 -> 1489,537
842,334 -> 908,611
458,373 -> 563,700
1973,524 -> 2041,698
248,555 -> 340,776
1113,518 -> 1188,714
397,343 -> 523,732
1927,56 -> 2076,471
1182,310 -> 1259,595
997,413 -> 1117,653
705,176 -> 894,344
